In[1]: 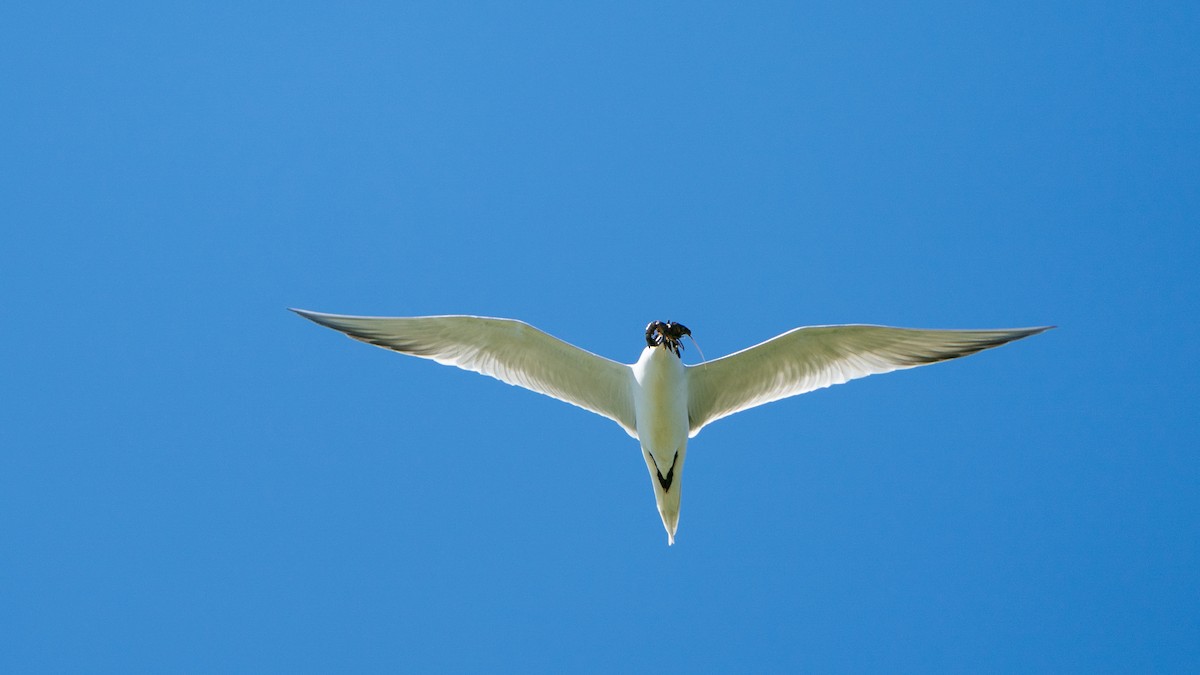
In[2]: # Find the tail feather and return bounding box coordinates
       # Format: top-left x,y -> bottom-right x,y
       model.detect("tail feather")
643,449 -> 685,545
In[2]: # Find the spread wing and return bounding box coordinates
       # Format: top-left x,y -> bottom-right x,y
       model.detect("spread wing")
686,324 -> 1052,436
292,309 -> 638,437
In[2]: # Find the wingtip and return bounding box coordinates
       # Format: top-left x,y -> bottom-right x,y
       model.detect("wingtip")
1008,325 -> 1055,339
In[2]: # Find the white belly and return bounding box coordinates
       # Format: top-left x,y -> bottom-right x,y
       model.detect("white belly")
632,347 -> 688,464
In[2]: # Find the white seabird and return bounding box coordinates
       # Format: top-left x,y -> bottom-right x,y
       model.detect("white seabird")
292,309 -> 1051,544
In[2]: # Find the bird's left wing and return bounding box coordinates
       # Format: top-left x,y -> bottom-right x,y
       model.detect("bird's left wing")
292,309 -> 638,437
686,324 -> 1052,436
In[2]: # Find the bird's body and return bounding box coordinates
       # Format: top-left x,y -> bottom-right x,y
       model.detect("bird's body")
292,309 -> 1051,544
633,344 -> 690,542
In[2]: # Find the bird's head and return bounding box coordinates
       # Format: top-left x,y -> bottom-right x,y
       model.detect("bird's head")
645,320 -> 692,357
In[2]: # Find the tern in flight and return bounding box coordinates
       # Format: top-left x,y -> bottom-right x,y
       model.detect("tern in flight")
293,309 -> 1051,544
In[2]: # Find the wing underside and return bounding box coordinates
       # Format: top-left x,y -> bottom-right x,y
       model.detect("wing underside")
292,309 -> 639,437
686,324 -> 1052,436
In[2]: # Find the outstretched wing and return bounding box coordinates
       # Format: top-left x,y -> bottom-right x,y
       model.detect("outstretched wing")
293,309 -> 638,437
686,324 -> 1052,436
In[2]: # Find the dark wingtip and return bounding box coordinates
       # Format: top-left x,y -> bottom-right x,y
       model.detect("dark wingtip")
290,308 -> 344,332
996,325 -> 1055,341
289,308 -> 324,322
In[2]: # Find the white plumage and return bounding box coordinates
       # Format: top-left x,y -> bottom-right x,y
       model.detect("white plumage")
293,309 -> 1051,545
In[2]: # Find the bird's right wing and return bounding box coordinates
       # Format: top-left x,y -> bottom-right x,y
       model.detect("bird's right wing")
293,309 -> 638,437
686,324 -> 1052,436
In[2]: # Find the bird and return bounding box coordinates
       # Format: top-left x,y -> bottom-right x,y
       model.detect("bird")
291,309 -> 1052,545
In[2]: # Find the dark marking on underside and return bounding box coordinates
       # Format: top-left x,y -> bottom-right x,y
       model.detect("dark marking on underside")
357,336 -> 441,357
891,331 -> 1044,367
649,451 -> 679,492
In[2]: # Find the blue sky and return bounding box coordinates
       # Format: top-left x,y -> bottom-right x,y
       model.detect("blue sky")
3,2 -> 1197,671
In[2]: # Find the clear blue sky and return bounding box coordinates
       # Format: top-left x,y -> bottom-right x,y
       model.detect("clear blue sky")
4,2 -> 1197,672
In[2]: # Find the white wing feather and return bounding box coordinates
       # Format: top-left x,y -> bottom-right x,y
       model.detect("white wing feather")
686,324 -> 1052,436
292,309 -> 638,437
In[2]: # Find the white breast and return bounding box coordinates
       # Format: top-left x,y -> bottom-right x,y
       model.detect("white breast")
631,347 -> 689,464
